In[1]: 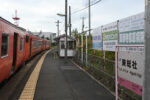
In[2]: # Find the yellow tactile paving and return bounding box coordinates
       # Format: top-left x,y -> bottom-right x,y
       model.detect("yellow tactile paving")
19,50 -> 50,100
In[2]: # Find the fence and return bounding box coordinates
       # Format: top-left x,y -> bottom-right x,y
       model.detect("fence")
73,50 -> 142,100
74,50 -> 115,91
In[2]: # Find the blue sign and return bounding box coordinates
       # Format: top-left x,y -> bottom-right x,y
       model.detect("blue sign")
92,27 -> 102,50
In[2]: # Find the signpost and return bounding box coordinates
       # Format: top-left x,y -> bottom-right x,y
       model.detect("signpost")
115,45 -> 144,100
118,50 -> 144,95
115,12 -> 145,100
143,0 -> 150,100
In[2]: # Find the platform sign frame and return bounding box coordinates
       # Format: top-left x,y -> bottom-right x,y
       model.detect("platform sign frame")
92,27 -> 102,50
119,12 -> 144,45
115,45 -> 144,100
102,21 -> 118,51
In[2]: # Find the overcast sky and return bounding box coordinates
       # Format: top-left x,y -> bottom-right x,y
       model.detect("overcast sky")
0,0 -> 144,34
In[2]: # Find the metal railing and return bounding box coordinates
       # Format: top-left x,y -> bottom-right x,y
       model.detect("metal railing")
74,50 -> 115,79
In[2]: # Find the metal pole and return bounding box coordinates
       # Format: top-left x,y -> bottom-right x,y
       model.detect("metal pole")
65,0 -> 68,59
69,6 -> 72,36
115,20 -> 119,100
58,20 -> 60,36
56,20 -> 60,36
89,0 -> 91,35
81,17 -> 85,63
115,46 -> 118,100
86,31 -> 88,66
143,0 -> 150,100
58,21 -> 59,36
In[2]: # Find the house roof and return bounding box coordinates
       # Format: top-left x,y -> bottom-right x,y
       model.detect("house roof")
54,34 -> 75,41
32,32 -> 56,38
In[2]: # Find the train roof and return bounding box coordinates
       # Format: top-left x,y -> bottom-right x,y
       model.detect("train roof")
0,17 -> 26,32
0,17 -> 50,42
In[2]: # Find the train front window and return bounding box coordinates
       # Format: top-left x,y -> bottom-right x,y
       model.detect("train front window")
61,41 -> 65,49
1,33 -> 9,57
20,37 -> 23,51
68,41 -> 74,49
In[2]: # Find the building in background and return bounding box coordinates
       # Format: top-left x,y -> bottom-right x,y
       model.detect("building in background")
32,31 -> 56,45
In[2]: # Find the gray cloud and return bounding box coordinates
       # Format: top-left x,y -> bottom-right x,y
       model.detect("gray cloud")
0,0 -> 144,34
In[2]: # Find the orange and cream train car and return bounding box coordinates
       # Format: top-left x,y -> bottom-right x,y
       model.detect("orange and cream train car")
0,17 -> 50,83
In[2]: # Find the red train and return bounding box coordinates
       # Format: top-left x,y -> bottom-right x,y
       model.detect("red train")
0,17 -> 50,83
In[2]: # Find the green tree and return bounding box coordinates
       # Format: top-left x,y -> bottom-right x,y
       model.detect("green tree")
46,37 -> 50,40
71,28 -> 78,39
41,35 -> 45,39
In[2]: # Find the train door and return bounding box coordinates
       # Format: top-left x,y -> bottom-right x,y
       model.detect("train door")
11,33 -> 18,74
30,38 -> 32,57
42,41 -> 44,50
45,41 -> 46,49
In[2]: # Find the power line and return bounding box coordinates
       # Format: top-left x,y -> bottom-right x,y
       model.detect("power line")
71,0 -> 101,15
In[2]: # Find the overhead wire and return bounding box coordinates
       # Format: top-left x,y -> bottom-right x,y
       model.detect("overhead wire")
71,0 -> 101,15
58,0 -> 101,34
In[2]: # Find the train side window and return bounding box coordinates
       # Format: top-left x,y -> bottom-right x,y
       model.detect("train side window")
26,36 -> 29,43
20,37 -> 23,51
33,40 -> 36,48
1,33 -> 9,57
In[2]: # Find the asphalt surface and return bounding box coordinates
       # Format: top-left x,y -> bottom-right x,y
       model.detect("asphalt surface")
34,50 -> 115,100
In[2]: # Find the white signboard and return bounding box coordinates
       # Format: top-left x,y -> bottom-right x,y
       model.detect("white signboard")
119,12 -> 144,45
92,27 -> 102,50
102,22 -> 118,51
118,51 -> 144,95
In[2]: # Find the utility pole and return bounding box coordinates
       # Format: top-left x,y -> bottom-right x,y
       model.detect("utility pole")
65,0 -> 68,59
56,20 -> 61,36
81,17 -> 85,63
89,0 -> 91,35
143,0 -> 150,100
69,6 -> 72,36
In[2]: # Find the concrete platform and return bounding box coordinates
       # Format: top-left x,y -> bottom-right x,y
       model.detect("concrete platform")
33,49 -> 115,100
